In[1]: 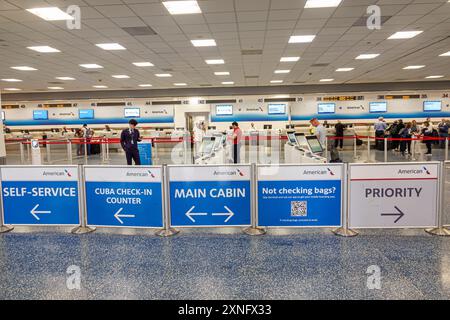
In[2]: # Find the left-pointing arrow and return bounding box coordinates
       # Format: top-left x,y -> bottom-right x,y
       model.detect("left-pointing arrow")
30,204 -> 51,221
114,208 -> 136,224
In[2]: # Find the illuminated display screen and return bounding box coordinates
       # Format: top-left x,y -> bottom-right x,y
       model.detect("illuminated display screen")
318,103 -> 336,114
216,105 -> 233,115
33,110 -> 48,120
124,108 -> 140,118
369,102 -> 387,113
79,109 -> 94,119
268,103 -> 286,115
423,101 -> 442,112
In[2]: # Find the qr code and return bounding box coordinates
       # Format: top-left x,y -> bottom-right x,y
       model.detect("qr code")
291,201 -> 307,217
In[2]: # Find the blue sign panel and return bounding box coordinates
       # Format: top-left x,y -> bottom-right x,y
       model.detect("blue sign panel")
138,142 -> 152,165
2,181 -> 79,225
85,182 -> 163,228
258,180 -> 341,227
170,180 -> 251,226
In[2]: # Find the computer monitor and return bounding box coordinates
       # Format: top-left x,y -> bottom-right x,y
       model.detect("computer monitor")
208,126 -> 216,130
79,109 -> 95,119
287,132 -> 297,144
263,125 -> 272,129
33,110 -> 48,120
294,133 -> 307,148
423,101 -> 442,112
199,137 -> 216,155
124,108 -> 140,118
369,102 -> 387,113
306,136 -> 324,154
318,103 -> 336,114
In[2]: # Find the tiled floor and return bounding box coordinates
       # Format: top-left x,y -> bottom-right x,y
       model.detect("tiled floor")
1,228 -> 449,300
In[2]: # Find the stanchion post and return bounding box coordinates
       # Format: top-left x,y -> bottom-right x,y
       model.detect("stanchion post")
353,135 -> 358,160
426,161 -> 450,236
0,167 -> 13,233
67,139 -> 72,165
106,138 -> 110,161
84,138 -> 88,164
333,163 -> 358,237
46,141 -> 51,164
156,164 -> 179,237
384,137 -> 388,163
244,163 -> 266,236
20,142 -> 25,164
445,138 -> 448,162
71,164 -> 96,234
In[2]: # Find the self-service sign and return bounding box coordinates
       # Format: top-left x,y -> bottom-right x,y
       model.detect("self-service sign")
349,163 -> 439,228
258,164 -> 342,227
169,165 -> 251,227
1,166 -> 79,225
84,166 -> 163,228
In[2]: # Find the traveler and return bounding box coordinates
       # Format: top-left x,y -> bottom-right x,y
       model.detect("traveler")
374,117 -> 387,150
422,121 -> 433,155
399,123 -> 412,156
334,120 -> 345,149
231,121 -> 242,163
438,119 -> 448,148
309,118 -> 327,150
120,119 -> 142,165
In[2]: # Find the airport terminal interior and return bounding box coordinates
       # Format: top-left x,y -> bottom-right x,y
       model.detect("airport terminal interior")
1,0 -> 450,301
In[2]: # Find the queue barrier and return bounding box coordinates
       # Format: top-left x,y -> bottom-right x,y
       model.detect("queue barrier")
0,162 -> 449,237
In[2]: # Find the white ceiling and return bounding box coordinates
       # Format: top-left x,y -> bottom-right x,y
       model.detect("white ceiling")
0,0 -> 450,93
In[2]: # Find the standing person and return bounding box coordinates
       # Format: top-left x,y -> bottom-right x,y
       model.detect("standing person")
399,123 -> 412,156
193,122 -> 204,156
81,124 -> 93,155
374,117 -> 387,150
75,129 -> 84,156
231,121 -> 242,163
334,120 -> 345,149
309,118 -> 327,147
422,121 -> 433,155
120,119 -> 142,165
438,119 -> 448,148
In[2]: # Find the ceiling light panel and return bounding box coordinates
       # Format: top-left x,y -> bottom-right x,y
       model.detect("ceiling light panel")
28,46 -> 60,53
96,43 -> 126,50
191,39 -> 217,47
26,7 -> 74,21
305,0 -> 342,8
288,35 -> 316,43
163,1 -> 201,15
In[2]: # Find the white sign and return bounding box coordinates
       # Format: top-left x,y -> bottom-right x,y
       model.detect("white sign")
84,166 -> 161,182
169,165 -> 250,182
1,166 -> 78,182
349,163 -> 439,228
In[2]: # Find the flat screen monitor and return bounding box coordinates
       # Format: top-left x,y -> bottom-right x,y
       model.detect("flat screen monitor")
263,125 -> 272,129
200,137 -> 216,155
79,109 -> 94,119
124,108 -> 140,118
306,136 -> 324,154
294,133 -> 307,148
369,102 -> 387,113
423,101 -> 442,112
287,132 -> 297,144
216,105 -> 233,115
318,103 -> 336,114
268,103 -> 286,115
33,110 -> 48,120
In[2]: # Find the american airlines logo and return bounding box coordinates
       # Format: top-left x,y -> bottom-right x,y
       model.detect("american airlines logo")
397,167 -> 431,175
126,171 -> 156,178
42,170 -> 72,177
213,169 -> 244,177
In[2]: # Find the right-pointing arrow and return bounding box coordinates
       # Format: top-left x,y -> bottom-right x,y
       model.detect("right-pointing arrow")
212,206 -> 234,223
381,206 -> 405,223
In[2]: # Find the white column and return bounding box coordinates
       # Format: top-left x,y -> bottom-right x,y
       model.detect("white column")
0,92 -> 6,164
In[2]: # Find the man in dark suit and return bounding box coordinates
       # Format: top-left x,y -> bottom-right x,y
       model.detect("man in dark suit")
120,119 -> 141,165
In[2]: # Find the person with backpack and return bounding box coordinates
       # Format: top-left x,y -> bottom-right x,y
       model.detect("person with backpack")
438,119 -> 448,148
399,123 -> 412,156
422,121 -> 433,155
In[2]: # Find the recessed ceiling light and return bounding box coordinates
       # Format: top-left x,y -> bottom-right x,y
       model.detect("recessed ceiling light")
174,83 -> 187,86
95,43 -> 126,50
280,57 -> 300,62
222,81 -> 234,85
403,65 -> 425,70
205,59 -> 225,64
274,70 -> 290,74
191,39 -> 216,47
79,64 -> 103,69
55,77 -> 75,81
288,35 -> 316,43
439,51 -> 450,57
26,7 -> 74,21
133,62 -> 154,67
139,84 -> 153,87
336,67 -> 354,72
320,78 -> 334,82
388,31 -> 423,40
3,88 -> 21,91
112,75 -> 130,79
27,46 -> 60,53
163,1 -> 201,15
214,71 -> 230,76
425,75 -> 444,79
93,85 -> 108,89
48,86 -> 64,90
11,66 -> 37,71
155,73 -> 172,77
305,0 -> 342,8
355,54 -> 379,60
1,79 -> 22,82
270,80 -> 283,84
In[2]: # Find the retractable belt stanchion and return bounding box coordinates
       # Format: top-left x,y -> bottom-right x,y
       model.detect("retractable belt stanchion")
84,138 -> 88,164
156,164 -> 179,237
71,164 -> 96,234
0,168 -> 13,234
20,142 -> 25,164
445,138 -> 449,162
46,141 -> 51,164
67,139 -> 73,165
333,163 -> 358,237
244,163 -> 266,236
426,161 -> 450,236
365,136 -> 371,163
353,135 -> 358,160
384,137 -> 388,163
